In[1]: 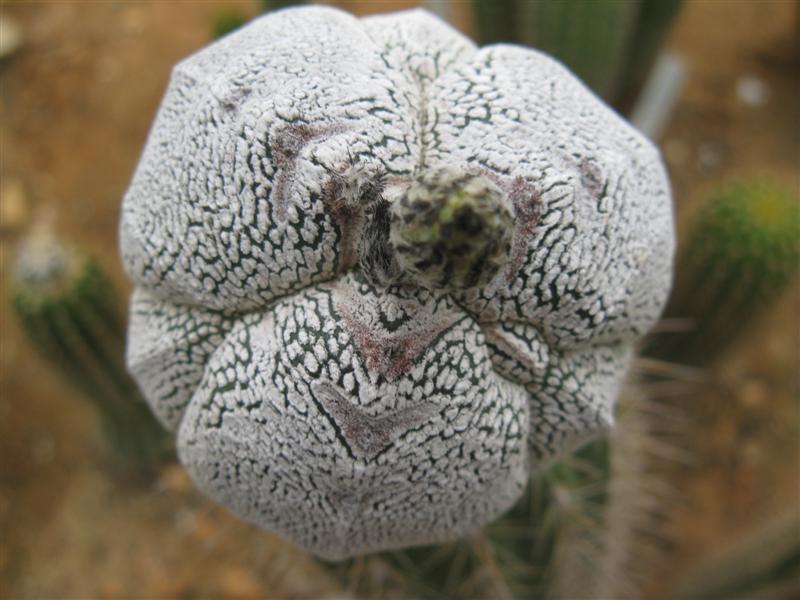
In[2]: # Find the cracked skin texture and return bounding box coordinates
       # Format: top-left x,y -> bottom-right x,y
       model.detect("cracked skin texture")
121,7 -> 674,560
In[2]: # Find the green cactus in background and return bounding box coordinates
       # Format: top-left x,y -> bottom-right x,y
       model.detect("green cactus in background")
261,0 -> 303,12
212,10 -> 249,39
211,1 -> 303,40
517,0 -> 641,101
651,181 -> 800,365
11,225 -> 170,481
472,0 -> 683,104
615,0 -> 685,109
471,0 -> 517,45
215,0 -> 681,104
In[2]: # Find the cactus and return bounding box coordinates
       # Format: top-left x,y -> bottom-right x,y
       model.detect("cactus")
616,0 -> 685,109
651,181 -> 800,365
330,437 -> 612,599
471,0 -> 517,45
329,386 -> 679,600
212,10 -> 249,39
213,1 -> 303,40
121,6 -> 673,559
553,389 -> 677,599
471,0 -> 683,104
516,0 -> 641,100
260,0 -> 303,12
11,225 -> 169,480
333,393 -> 675,600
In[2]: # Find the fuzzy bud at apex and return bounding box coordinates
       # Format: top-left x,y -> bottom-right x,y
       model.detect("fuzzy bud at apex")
389,168 -> 514,291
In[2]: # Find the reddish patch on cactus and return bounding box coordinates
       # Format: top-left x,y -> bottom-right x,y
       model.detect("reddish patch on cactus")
313,382 -> 437,459
336,301 -> 459,381
271,123 -> 347,221
471,169 -> 541,284
578,157 -> 604,199
505,177 -> 542,283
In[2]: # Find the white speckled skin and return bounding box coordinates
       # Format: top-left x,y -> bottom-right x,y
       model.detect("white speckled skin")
121,7 -> 673,560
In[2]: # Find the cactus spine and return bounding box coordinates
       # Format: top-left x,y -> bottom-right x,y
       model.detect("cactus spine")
652,181 -> 799,365
11,225 -> 169,480
552,390 -> 676,599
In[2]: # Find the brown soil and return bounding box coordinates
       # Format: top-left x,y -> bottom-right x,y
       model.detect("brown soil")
0,1 -> 797,598
652,0 -> 799,592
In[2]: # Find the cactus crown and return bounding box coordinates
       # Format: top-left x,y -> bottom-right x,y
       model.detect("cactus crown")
389,168 -> 514,291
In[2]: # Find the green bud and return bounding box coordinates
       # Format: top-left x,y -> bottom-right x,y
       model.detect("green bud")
390,168 -> 514,291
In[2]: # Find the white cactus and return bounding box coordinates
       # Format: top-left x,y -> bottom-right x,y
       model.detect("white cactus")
120,6 -> 674,560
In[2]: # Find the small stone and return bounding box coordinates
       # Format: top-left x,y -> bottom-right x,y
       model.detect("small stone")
159,463 -> 192,495
737,379 -> 769,409
189,509 -> 218,545
0,179 -> 29,232
736,75 -> 769,107
0,16 -> 23,61
697,140 -> 727,173
219,566 -> 263,600
12,220 -> 75,296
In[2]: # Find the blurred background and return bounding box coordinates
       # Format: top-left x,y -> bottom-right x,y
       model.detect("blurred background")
0,1 -> 797,598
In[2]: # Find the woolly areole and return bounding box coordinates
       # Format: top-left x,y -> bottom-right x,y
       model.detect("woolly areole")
121,7 -> 674,560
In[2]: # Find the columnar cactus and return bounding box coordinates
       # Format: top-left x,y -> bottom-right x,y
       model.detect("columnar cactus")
651,181 -> 799,364
212,0 -> 303,39
615,0 -> 685,107
12,225 -> 168,477
261,0 -> 302,11
516,0 -> 640,100
472,0 -> 683,103
121,7 -> 673,559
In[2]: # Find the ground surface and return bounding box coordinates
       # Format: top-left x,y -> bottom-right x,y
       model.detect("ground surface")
0,1 -> 797,598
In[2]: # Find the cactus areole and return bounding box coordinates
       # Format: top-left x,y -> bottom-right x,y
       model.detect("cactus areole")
120,7 -> 674,560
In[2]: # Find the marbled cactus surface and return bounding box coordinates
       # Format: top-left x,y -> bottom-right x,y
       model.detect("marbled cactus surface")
121,7 -> 674,560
